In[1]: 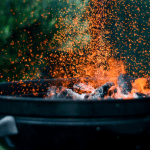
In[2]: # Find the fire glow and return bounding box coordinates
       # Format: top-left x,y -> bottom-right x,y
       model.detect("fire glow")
45,74 -> 150,100
2,0 -> 148,99
47,0 -> 149,79
44,0 -> 150,100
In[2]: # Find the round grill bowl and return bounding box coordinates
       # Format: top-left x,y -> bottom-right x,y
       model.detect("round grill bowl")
0,78 -> 150,150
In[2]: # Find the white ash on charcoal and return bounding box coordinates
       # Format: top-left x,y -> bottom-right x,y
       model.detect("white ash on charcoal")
45,86 -> 86,100
45,82 -> 115,100
117,73 -> 135,94
45,86 -> 68,100
87,82 -> 115,100
133,92 -> 147,98
66,89 -> 86,100
117,74 -> 149,98
45,74 -> 150,100
73,83 -> 95,93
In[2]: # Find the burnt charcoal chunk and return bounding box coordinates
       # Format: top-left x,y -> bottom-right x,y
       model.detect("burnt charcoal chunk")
73,83 -> 95,93
91,82 -> 115,99
57,87 -> 69,99
46,86 -> 57,99
117,74 -> 135,94
46,86 -> 86,100
65,89 -> 86,100
135,92 -> 147,98
107,86 -> 117,96
46,86 -> 69,100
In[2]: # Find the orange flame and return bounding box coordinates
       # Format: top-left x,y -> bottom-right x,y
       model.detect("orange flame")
45,0 -> 150,99
132,78 -> 150,96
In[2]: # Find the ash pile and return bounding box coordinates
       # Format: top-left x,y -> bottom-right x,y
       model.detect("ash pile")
45,74 -> 150,100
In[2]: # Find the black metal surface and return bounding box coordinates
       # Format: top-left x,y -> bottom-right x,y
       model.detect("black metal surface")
0,96 -> 150,118
7,116 -> 150,150
0,78 -> 150,118
0,78 -> 150,150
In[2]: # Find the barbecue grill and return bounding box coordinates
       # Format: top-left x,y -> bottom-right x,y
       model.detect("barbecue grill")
0,78 -> 150,150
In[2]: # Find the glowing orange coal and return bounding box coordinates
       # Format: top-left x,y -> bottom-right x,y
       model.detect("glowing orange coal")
132,78 -> 150,96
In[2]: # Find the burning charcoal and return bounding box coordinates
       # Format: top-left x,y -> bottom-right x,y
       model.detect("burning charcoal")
84,94 -> 90,99
135,92 -> 147,98
46,86 -> 69,100
117,74 -> 135,94
132,78 -> 150,94
46,86 -> 57,99
66,89 -> 86,100
56,87 -> 86,100
46,86 -> 68,100
90,82 -> 115,99
107,86 -> 117,96
73,83 -> 95,93
46,86 -> 86,100
113,87 -> 135,99
56,86 -> 69,99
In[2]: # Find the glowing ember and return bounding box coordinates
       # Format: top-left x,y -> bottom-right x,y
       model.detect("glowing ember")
44,0 -> 150,100
132,78 -> 150,96
45,0 -> 126,83
1,0 -> 148,102
0,0 -> 149,86
46,0 -> 149,82
46,74 -> 150,100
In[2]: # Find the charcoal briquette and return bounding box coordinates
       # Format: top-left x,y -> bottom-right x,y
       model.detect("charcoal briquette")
117,74 -> 135,94
91,81 -> 115,99
135,92 -> 147,98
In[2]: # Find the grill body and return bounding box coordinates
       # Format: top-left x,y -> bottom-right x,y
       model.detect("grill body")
0,78 -> 150,150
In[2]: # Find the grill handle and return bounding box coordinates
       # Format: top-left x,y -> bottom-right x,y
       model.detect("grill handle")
0,116 -> 18,147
